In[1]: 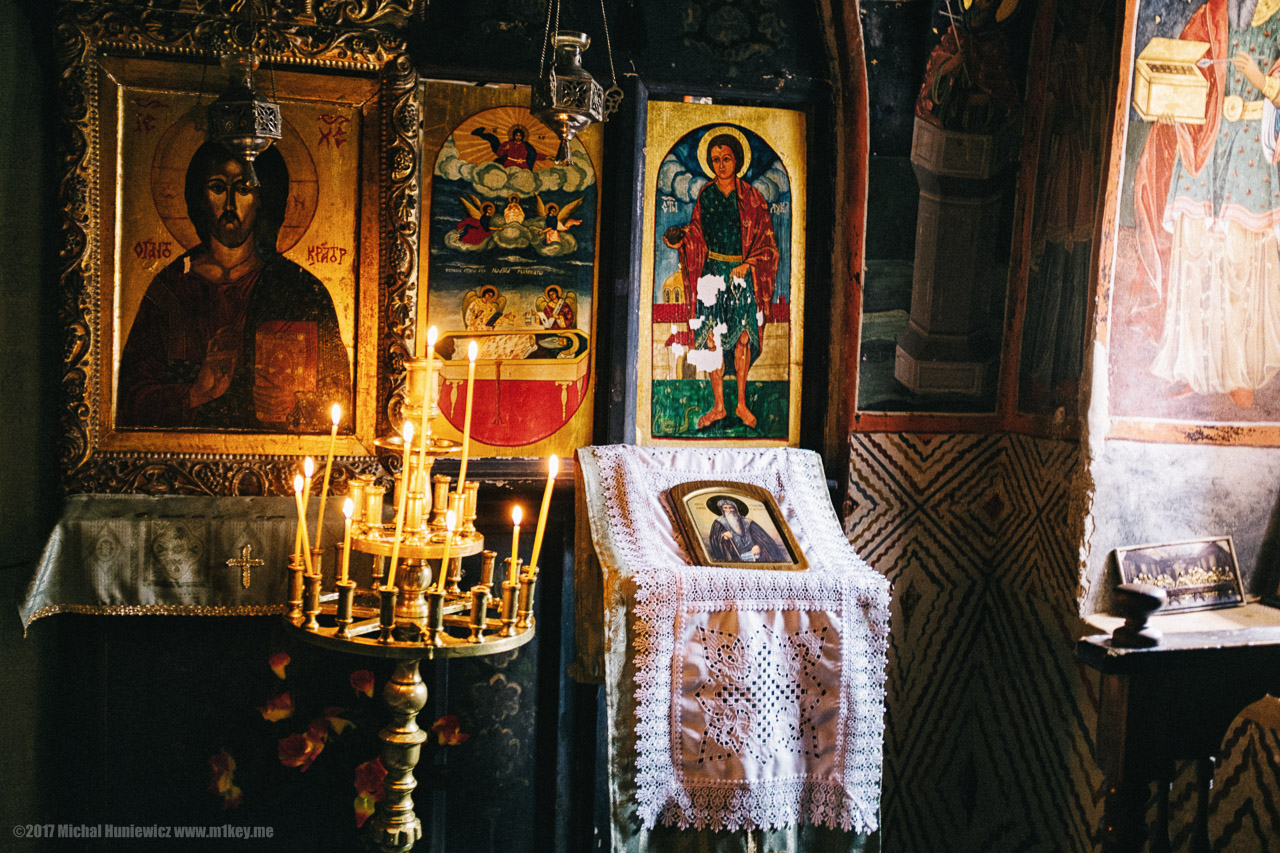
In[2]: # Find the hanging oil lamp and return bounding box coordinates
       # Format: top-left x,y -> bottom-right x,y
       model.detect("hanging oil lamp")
530,0 -> 623,164
205,51 -> 282,187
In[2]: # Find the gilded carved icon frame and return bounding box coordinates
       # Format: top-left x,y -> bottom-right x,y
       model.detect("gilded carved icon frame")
54,3 -> 420,495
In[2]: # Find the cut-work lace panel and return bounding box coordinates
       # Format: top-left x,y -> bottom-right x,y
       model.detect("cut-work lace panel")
581,446 -> 889,835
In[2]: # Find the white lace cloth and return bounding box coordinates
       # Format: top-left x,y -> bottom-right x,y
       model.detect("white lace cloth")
579,446 -> 889,835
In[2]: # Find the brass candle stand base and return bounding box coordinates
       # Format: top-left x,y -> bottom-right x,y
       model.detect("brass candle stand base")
283,567 -> 534,853
376,659 -> 428,853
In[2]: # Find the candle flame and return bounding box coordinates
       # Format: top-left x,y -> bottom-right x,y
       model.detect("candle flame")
303,457 -> 315,478
344,497 -> 354,518
549,454 -> 560,478
293,474 -> 304,494
468,339 -> 479,362
512,505 -> 523,525
427,325 -> 439,347
331,403 -> 342,426
403,420 -> 415,443
446,509 -> 457,531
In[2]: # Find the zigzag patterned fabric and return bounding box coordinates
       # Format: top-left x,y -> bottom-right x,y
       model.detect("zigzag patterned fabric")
846,432 -> 1101,852
1209,695 -> 1280,849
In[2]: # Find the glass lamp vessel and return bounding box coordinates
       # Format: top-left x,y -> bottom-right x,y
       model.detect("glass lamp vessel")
205,52 -> 282,186
531,30 -> 605,164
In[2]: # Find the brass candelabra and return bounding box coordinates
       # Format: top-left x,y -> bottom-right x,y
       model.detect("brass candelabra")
281,344 -> 544,853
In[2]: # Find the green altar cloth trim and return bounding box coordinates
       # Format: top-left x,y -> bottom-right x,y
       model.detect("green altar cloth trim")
20,494 -> 349,632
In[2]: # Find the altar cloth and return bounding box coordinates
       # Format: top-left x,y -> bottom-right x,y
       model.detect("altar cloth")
576,445 -> 889,845
19,494 -> 348,631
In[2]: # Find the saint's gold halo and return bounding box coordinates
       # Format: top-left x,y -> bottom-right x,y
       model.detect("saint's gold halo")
150,107 -> 318,253
697,125 -> 752,179
961,0 -> 1019,23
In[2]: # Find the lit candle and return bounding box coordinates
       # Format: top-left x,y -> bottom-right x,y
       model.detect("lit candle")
528,454 -> 559,572
385,421 -> 415,589
456,339 -> 479,496
314,404 -> 342,554
434,507 -> 457,593
295,458 -> 315,559
293,475 -> 313,575
417,326 -> 440,492
339,498 -> 354,585
509,505 -> 523,586
293,474 -> 305,563
302,456 -> 315,514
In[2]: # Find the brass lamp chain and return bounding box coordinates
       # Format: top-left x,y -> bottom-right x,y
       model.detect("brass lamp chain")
599,0 -> 618,90
267,44 -> 278,103
597,0 -> 623,117
194,59 -> 209,117
245,0 -> 278,104
539,0 -> 561,90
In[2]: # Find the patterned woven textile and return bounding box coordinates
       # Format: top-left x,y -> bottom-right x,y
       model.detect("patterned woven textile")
577,446 -> 889,841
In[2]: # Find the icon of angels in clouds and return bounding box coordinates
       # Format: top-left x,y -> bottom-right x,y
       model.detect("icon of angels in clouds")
436,106 -> 596,260
425,97 -> 600,453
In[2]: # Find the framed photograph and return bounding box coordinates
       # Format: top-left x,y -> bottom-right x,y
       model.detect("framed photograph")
1113,536 -> 1245,613
667,481 -> 807,571
54,4 -> 419,494
417,80 -> 602,459
637,101 -> 806,446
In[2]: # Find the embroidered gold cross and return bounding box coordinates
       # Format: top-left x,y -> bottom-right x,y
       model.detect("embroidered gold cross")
226,544 -> 265,589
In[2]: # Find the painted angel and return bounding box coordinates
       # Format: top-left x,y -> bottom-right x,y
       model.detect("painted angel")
535,195 -> 584,245
462,284 -> 507,330
455,194 -> 496,246
535,285 -> 577,330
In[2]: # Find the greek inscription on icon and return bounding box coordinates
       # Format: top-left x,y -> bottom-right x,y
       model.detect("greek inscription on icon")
318,114 -> 351,148
306,243 -> 349,265
133,240 -> 173,261
132,97 -> 168,134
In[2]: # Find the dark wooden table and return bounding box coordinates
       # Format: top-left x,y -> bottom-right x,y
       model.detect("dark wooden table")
1076,603 -> 1280,853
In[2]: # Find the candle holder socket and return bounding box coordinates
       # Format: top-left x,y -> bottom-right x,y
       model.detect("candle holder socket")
303,571 -> 322,631
500,581 -> 519,637
468,585 -> 491,643
445,556 -> 464,596
430,475 -> 451,527
479,550 -> 497,588
516,570 -> 537,630
334,579 -> 356,639
378,584 -> 399,643
426,589 -> 446,648
287,554 -> 305,626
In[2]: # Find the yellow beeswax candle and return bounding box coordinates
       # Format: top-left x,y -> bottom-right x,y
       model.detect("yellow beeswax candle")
528,455 -> 558,572
339,498 -> 354,584
314,404 -> 341,553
